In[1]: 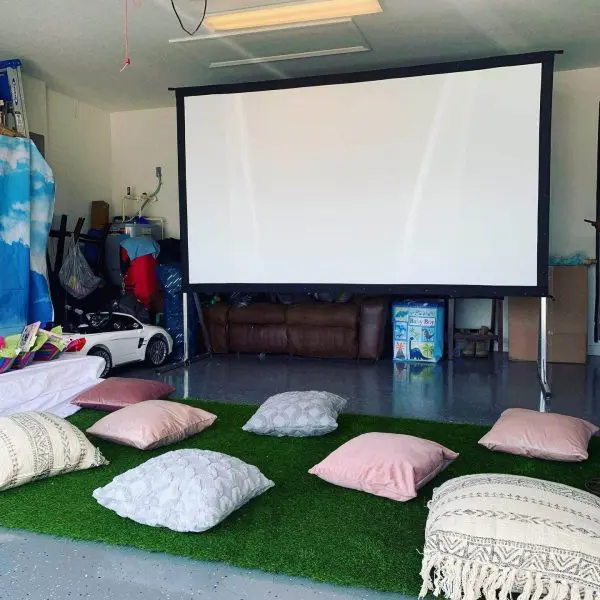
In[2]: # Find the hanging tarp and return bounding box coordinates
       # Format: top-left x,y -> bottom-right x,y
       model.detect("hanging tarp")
0,135 -> 55,336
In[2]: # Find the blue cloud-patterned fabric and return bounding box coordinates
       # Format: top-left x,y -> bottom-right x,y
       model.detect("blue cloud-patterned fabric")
0,136 -> 55,336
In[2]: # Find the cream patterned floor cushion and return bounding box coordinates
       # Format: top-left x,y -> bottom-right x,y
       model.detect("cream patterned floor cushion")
0,412 -> 108,491
420,474 -> 600,600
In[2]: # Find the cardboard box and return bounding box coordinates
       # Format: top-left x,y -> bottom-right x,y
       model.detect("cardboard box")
508,266 -> 587,363
90,201 -> 109,230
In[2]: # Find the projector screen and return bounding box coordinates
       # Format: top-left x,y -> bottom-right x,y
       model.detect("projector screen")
177,52 -> 554,297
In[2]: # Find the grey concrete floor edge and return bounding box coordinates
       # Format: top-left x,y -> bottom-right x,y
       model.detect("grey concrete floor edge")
2,354 -> 599,599
0,528 -> 403,600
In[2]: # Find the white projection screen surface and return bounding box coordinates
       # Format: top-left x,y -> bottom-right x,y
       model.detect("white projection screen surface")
179,54 -> 554,296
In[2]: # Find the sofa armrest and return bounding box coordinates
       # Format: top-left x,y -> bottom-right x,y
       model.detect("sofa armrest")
358,297 -> 388,359
203,303 -> 230,354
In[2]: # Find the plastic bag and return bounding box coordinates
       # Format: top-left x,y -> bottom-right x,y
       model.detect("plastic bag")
58,243 -> 102,299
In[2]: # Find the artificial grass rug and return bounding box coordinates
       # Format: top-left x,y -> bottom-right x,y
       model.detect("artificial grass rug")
0,402 -> 599,596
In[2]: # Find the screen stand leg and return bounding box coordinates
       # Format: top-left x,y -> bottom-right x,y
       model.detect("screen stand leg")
183,291 -> 189,362
538,296 -> 551,412
157,292 -> 211,374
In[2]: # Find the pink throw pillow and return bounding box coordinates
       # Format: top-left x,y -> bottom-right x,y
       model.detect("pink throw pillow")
71,378 -> 176,412
308,432 -> 458,502
86,400 -> 217,450
479,408 -> 598,462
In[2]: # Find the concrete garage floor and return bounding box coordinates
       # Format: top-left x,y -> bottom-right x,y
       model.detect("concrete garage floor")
125,353 -> 600,425
1,354 -> 599,599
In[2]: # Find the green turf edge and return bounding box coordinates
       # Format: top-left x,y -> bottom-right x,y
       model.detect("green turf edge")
0,399 -> 598,597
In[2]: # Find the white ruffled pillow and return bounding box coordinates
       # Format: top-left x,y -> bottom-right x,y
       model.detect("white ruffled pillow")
93,449 -> 274,532
242,391 -> 348,437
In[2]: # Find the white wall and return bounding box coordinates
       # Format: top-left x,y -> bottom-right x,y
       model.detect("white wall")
22,74 -> 112,224
551,67 -> 600,258
22,74 -> 47,137
110,108 -> 179,238
552,67 -> 600,355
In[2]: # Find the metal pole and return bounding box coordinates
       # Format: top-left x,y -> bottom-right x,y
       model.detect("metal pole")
538,296 -> 551,412
193,293 -> 212,355
182,291 -> 189,364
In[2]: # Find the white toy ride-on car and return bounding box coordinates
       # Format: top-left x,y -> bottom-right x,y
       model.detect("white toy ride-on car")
64,312 -> 173,377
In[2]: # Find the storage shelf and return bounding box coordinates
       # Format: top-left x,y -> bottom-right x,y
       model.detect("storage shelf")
447,297 -> 504,360
454,333 -> 499,342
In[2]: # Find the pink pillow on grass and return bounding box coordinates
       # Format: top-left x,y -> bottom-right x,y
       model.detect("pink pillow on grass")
86,400 -> 217,450
72,378 -> 176,412
308,432 -> 458,501
479,408 -> 598,462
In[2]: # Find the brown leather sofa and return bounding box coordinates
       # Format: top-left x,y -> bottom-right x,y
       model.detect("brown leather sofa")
204,298 -> 388,359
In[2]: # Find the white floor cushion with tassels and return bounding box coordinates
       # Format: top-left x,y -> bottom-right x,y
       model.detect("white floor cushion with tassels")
419,474 -> 600,600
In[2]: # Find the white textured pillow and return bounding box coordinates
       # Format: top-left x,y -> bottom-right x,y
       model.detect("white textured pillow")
0,412 -> 108,491
242,391 -> 348,437
93,449 -> 274,532
420,474 -> 600,600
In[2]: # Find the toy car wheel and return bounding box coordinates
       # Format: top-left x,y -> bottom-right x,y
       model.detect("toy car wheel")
88,346 -> 112,377
145,335 -> 169,367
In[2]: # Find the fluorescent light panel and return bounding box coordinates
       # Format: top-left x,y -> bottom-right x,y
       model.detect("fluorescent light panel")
169,17 -> 352,43
209,44 -> 370,68
203,0 -> 382,32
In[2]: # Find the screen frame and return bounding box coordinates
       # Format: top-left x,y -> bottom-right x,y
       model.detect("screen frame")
174,50 -> 557,298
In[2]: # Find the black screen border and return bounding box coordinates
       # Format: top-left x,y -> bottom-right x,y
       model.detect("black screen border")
174,50 -> 558,298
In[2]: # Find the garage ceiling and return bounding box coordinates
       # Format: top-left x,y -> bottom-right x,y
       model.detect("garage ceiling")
0,0 -> 599,111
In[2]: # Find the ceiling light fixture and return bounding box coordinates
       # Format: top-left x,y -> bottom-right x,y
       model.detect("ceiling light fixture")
202,0 -> 382,32
169,17 -> 352,43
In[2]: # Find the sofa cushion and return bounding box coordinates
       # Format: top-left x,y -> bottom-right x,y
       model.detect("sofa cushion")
288,325 -> 357,358
229,304 -> 286,325
287,303 -> 358,328
419,474 -> 600,600
229,324 -> 287,354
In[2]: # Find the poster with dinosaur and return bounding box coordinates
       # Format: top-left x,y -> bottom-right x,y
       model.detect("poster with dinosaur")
392,301 -> 444,363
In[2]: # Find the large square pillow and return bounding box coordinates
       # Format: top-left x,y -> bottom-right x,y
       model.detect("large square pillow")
242,391 -> 347,437
478,408 -> 598,461
419,474 -> 600,600
71,378 -> 176,412
86,400 -> 217,450
309,432 -> 458,501
93,449 -> 274,532
0,412 -> 107,491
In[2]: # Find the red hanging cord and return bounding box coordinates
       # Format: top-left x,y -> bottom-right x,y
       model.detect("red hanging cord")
120,0 -> 131,72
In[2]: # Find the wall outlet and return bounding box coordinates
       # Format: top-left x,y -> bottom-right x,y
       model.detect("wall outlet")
155,166 -> 162,178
